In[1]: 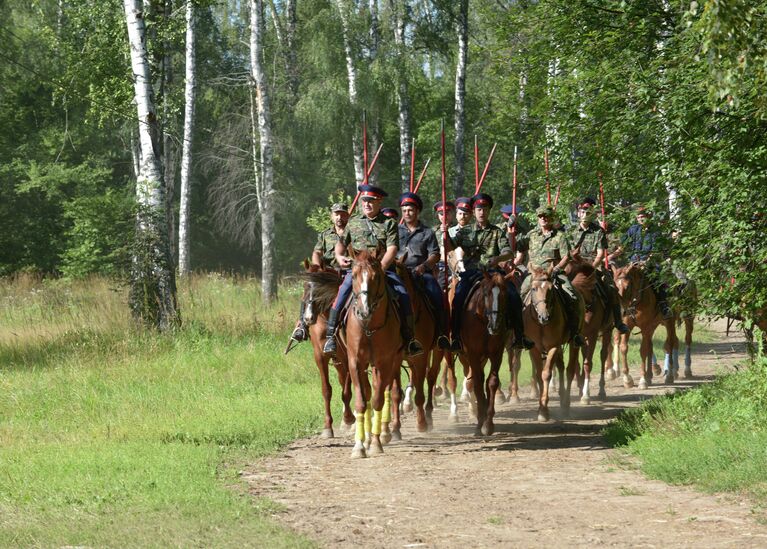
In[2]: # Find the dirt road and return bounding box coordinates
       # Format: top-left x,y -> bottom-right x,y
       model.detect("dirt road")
245,321 -> 767,548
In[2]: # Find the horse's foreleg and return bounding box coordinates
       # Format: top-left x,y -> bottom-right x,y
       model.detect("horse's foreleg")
619,332 -> 634,388
389,365 -> 402,442
508,348 -> 522,404
683,318 -> 694,378
314,348 -> 335,439
605,330 -> 617,380
349,357 -> 368,459
569,343 -> 585,407
598,331 -> 610,400
556,349 -> 569,415
334,358 -> 355,429
445,354 -> 459,422
472,359 -> 487,436
367,368 -> 385,456
483,353 -> 502,436
425,351 -> 441,430
663,319 -> 677,385
638,333 -> 653,389
410,355 -> 429,433
538,348 -> 557,422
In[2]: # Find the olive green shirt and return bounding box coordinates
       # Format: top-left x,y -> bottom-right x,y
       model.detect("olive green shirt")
449,222 -> 510,269
431,222 -> 457,248
342,212 -> 398,253
520,226 -> 571,269
313,227 -> 343,268
569,222 -> 607,263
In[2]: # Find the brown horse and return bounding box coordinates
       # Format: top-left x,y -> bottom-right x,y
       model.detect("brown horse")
523,265 -> 578,421
299,262 -> 355,438
341,249 -> 403,458
394,264 -> 436,433
566,261 -> 612,404
612,262 -> 678,389
454,270 -> 510,435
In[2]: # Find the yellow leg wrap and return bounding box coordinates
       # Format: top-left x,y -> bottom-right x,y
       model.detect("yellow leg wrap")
364,401 -> 372,438
355,412 -> 366,443
372,408 -> 382,436
382,390 -> 392,423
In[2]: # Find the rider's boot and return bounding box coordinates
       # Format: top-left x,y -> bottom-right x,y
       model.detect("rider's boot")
437,315 -> 451,350
322,308 -> 339,356
402,314 -> 424,357
659,300 -> 673,320
565,303 -> 586,347
289,302 -> 309,342
612,302 -> 630,334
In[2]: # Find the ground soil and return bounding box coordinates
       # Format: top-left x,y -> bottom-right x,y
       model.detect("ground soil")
245,320 -> 767,548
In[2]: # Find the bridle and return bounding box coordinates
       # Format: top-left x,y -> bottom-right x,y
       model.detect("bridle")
351,261 -> 388,335
481,274 -> 505,335
528,272 -> 554,325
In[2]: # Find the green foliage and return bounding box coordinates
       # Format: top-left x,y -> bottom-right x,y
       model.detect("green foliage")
305,189 -> 354,233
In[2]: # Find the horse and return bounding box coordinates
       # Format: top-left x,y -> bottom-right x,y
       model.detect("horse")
394,263 -> 437,433
611,262 -> 678,389
565,260 -> 612,404
523,264 -> 578,421
299,261 -> 355,438
669,275 -> 697,379
453,270 -> 511,435
341,249 -> 403,458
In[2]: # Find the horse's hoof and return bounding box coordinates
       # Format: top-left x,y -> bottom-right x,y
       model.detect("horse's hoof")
368,438 -> 384,456
390,430 -> 402,442
320,428 -> 334,439
537,412 -> 550,422
495,392 -> 506,405
623,375 -> 634,389
449,413 -> 459,423
473,426 -> 483,436
581,396 -> 591,406
674,370 -> 679,380
434,386 -> 443,398
403,402 -> 413,413
481,423 -> 494,436
652,363 -> 662,376
683,368 -> 693,379
664,373 -> 674,385
638,378 -> 648,390
605,368 -> 617,381
508,394 -> 521,405
416,420 -> 428,433
597,390 -> 607,401
381,431 -> 392,445
460,393 -> 471,404
351,445 -> 367,459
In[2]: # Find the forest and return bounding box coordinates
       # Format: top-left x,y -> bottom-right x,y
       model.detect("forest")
1,0 -> 766,327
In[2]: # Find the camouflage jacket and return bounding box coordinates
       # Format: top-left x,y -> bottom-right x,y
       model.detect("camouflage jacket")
449,222 -> 510,269
342,212 -> 398,254
519,226 -> 571,269
569,222 -> 607,263
313,227 -> 343,269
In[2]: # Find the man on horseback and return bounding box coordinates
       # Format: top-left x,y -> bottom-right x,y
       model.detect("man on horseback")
289,202 -> 349,345
322,184 -> 424,358
570,197 -> 629,335
620,206 -> 673,320
518,205 -> 586,347
432,200 -> 456,291
445,192 -> 534,352
397,192 -> 451,350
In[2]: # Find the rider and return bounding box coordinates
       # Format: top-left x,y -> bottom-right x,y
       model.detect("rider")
322,184 -> 425,358
431,200 -> 456,291
620,205 -> 673,319
445,192 -> 534,352
398,192 -> 450,350
289,202 -> 349,344
570,197 -> 629,334
517,205 -> 586,347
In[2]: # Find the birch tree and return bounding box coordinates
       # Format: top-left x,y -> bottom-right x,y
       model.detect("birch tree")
250,0 -> 276,304
390,0 -> 412,193
453,0 -> 468,197
177,0 -> 196,276
123,0 -> 179,329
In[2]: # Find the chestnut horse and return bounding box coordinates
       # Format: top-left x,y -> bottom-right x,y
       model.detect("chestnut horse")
394,263 -> 437,433
300,262 -> 355,438
342,249 -> 403,458
454,270 -> 510,435
523,265 -> 580,421
612,262 -> 678,389
566,261 -> 612,404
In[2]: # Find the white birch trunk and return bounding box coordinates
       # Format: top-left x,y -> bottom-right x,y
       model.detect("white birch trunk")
334,0 -> 364,183
453,0 -> 468,197
124,0 -> 179,329
250,0 -> 276,304
178,0 -> 196,276
657,0 -> 678,220
390,0 -> 411,192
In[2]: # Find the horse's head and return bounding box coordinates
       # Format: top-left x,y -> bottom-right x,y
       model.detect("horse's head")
300,259 -> 338,325
350,247 -> 385,323
528,264 -> 555,325
613,262 -> 643,308
480,270 -> 507,335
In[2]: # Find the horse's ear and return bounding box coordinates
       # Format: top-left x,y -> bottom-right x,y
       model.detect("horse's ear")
546,263 -> 555,276
349,246 -> 358,260
303,258 -> 310,271
611,264 -> 618,278
370,247 -> 379,260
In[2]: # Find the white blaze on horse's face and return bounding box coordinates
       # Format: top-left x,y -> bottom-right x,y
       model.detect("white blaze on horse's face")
303,283 -> 314,325
533,280 -> 551,325
487,286 -> 501,334
359,269 -> 369,317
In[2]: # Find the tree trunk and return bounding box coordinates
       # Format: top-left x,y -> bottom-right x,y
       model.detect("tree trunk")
123,0 -> 179,330
334,0 -> 364,183
178,0 -> 196,276
286,0 -> 298,97
250,0 -> 276,305
453,0 -> 468,197
390,0 -> 412,193
162,0 -> 177,268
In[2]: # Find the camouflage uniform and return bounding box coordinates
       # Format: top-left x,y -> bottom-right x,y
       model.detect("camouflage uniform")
313,227 -> 343,269
432,221 -> 457,290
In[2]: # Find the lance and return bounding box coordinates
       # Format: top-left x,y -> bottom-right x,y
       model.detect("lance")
553,183 -> 561,208
544,147 -> 551,206
475,142 -> 497,194
363,110 -> 369,184
400,157 -> 431,224
598,170 -> 609,270
441,120 -> 451,343
474,135 -> 480,192
511,145 -> 518,257
409,138 -> 416,192
349,142 -> 384,213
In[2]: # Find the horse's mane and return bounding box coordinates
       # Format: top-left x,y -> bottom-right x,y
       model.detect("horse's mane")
299,270 -> 342,312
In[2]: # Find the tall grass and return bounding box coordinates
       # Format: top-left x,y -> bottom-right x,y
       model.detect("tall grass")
605,354 -> 767,501
0,274 -> 316,547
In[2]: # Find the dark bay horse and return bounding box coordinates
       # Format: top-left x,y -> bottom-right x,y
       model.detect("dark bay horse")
342,249 -> 403,458
612,262 -> 678,389
299,262 -> 354,438
454,270 -> 510,435
566,260 -> 612,404
523,265 -> 579,421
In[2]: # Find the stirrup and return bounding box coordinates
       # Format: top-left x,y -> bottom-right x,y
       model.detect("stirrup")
290,325 -> 308,342
512,335 -> 534,350
322,336 -> 337,356
406,339 -> 424,358
616,322 -> 630,334
437,335 -> 451,350
661,305 -> 673,320
449,338 -> 462,352
572,334 -> 586,347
